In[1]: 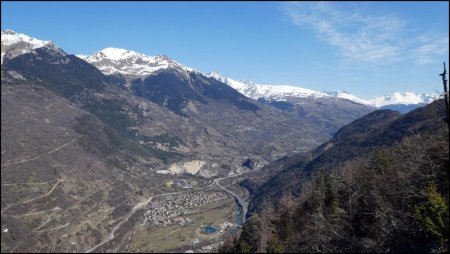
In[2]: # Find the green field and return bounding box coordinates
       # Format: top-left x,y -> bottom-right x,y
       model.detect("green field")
126,197 -> 236,252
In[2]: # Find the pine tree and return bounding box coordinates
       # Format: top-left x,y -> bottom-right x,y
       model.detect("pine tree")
266,234 -> 283,253
415,182 -> 449,248
238,239 -> 251,253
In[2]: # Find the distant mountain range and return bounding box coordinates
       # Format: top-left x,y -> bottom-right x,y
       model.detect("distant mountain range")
2,29 -> 439,114
74,45 -> 375,135
205,72 -> 440,113
74,45 -> 439,113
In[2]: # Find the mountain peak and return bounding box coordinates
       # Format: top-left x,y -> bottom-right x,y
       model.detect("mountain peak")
1,29 -> 52,48
79,48 -> 196,76
1,29 -> 59,64
3,29 -> 17,35
97,47 -> 139,61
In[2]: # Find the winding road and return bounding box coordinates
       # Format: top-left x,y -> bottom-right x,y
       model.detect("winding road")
213,175 -> 248,224
1,180 -> 63,216
1,138 -> 78,168
84,167 -> 249,253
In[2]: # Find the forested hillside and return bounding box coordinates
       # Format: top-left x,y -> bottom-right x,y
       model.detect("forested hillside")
221,99 -> 449,253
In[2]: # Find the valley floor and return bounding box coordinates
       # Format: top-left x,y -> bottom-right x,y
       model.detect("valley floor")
86,167 -> 251,253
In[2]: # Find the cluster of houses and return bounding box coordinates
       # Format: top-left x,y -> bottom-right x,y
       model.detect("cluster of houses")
140,191 -> 228,227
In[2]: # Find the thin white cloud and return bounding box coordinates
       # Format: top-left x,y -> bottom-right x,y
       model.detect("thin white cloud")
411,36 -> 449,65
283,2 -> 448,65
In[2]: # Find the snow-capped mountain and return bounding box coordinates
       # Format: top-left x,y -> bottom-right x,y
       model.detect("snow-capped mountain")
367,92 -> 440,107
75,45 -> 439,112
1,30 -> 66,64
365,92 -> 441,113
207,72 -> 441,112
3,29 -> 437,113
207,72 -> 373,105
77,48 -> 196,76
206,72 -> 329,101
326,91 -> 441,113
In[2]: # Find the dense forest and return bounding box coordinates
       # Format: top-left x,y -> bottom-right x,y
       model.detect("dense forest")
221,99 -> 449,253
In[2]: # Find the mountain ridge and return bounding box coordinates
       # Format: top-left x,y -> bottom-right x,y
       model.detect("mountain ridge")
1,29 -> 438,113
76,47 -> 196,76
206,71 -> 440,111
80,46 -> 439,113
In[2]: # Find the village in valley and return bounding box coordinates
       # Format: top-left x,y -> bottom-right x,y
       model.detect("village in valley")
125,175 -> 242,253
139,191 -> 228,228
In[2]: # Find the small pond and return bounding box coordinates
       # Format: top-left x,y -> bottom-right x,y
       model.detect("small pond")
201,226 -> 217,234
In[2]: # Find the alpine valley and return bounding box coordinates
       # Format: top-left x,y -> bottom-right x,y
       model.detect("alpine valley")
1,30 -> 445,253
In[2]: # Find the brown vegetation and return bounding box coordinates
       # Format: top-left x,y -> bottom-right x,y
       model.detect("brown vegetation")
221,100 -> 449,253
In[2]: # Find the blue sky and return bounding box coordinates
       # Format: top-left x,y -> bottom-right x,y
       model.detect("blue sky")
1,1 -> 448,98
